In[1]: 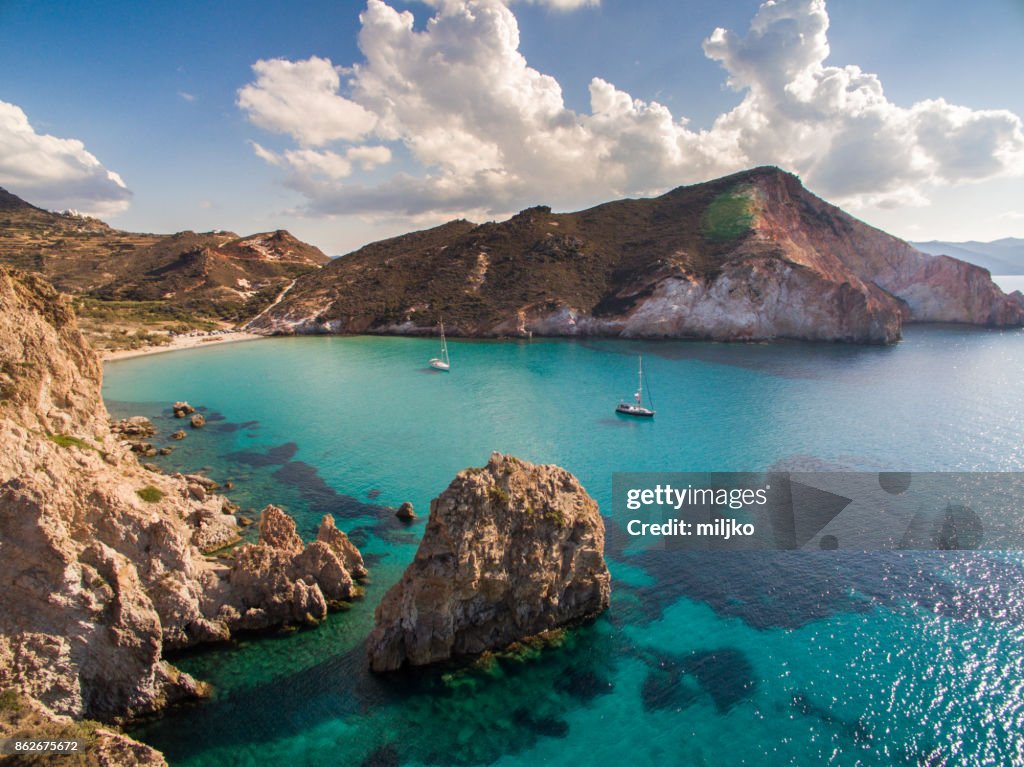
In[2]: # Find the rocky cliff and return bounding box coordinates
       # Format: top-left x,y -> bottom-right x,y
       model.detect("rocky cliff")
367,453 -> 610,672
0,268 -> 365,729
250,167 -> 1023,344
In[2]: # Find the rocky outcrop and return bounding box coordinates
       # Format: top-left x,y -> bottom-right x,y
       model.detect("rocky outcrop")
251,167 -> 1022,344
0,268 -> 366,726
0,690 -> 167,767
367,453 -> 610,672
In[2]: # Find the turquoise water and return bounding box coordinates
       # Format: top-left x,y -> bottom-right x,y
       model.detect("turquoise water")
103,327 -> 1024,766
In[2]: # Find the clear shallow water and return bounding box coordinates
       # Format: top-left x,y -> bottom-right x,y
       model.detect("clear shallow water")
102,327 -> 1024,766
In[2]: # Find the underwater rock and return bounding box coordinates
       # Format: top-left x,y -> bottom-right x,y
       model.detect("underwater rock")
367,452 -> 610,672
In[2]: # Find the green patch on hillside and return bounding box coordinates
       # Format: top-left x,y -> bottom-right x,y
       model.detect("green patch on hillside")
136,486 -> 165,503
47,433 -> 99,453
73,297 -> 219,329
702,187 -> 755,243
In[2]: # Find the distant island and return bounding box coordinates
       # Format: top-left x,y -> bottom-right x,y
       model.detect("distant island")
911,238 -> 1024,276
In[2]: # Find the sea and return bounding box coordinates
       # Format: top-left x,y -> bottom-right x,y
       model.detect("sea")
102,323 -> 1024,766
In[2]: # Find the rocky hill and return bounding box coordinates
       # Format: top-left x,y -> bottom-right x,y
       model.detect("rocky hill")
250,167 -> 1024,344
0,187 -> 328,349
0,268 -> 364,758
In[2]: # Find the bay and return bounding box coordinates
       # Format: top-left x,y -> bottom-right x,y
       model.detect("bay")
103,327 -> 1024,766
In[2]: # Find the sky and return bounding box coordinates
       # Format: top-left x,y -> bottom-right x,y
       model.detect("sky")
1,0 -> 1023,255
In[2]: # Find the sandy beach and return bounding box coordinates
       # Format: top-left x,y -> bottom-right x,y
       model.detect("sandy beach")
101,331 -> 265,362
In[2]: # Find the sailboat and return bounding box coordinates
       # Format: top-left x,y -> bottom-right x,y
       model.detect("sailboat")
429,320 -> 451,371
616,354 -> 654,417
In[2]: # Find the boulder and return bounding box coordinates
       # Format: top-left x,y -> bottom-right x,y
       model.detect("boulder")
189,414 -> 205,429
395,501 -> 416,520
367,452 -> 610,672
172,401 -> 195,418
112,416 -> 157,438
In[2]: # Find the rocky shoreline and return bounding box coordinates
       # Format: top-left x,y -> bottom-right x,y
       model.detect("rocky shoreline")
1,266 -> 616,765
0,268 -> 368,761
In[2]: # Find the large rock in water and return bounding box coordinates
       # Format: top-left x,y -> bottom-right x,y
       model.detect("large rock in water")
0,268 -> 366,730
367,452 -> 611,672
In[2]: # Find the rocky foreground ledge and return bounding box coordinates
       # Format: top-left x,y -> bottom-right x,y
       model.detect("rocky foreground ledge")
367,452 -> 611,672
0,268 -> 366,759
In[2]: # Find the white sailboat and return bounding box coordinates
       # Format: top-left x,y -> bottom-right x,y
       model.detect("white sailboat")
429,320 -> 451,371
616,354 -> 654,417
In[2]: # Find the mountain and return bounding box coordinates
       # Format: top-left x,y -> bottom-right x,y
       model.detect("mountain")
911,238 -> 1024,276
251,167 -> 1024,344
0,187 -> 328,348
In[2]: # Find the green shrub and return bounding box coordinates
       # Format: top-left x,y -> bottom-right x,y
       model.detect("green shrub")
487,486 -> 509,505
0,687 -> 22,712
136,486 -> 164,503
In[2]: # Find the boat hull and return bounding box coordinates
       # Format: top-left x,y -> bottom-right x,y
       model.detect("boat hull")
430,359 -> 450,371
616,404 -> 654,418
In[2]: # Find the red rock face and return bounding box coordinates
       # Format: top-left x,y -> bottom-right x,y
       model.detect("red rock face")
750,170 -> 1024,328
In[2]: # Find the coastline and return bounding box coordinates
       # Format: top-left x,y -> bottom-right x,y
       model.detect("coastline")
101,331 -> 265,362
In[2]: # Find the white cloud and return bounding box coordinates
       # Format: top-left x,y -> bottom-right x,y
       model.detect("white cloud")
177,90 -> 196,103
238,0 -> 1024,220
0,100 -> 132,217
237,56 -> 377,146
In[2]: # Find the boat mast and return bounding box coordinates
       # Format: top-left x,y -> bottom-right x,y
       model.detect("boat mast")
636,355 -> 643,406
440,320 -> 449,365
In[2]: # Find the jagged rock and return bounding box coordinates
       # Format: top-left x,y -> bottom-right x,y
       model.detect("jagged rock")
171,430 -> 187,441
367,452 -> 611,672
158,447 -> 173,455
0,268 -> 365,732
258,505 -> 303,554
317,514 -> 368,579
112,416 -> 157,439
224,480 -> 234,490
189,414 -> 205,429
143,463 -> 162,474
225,507 -> 361,626
172,401 -> 195,418
395,501 -> 416,520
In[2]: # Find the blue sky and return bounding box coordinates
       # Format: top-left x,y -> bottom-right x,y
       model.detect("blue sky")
1,0 -> 1022,255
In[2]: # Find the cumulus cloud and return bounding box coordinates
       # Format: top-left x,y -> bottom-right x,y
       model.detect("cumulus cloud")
238,0 -> 1024,219
0,100 -> 132,217
238,56 -> 377,146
